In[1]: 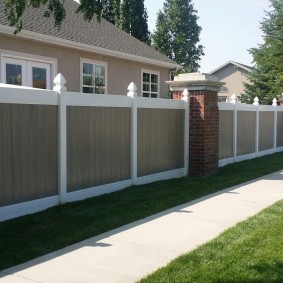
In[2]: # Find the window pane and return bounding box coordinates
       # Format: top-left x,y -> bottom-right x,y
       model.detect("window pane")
32,67 -> 47,89
95,86 -> 105,94
143,72 -> 150,83
142,92 -> 149,97
151,84 -> 158,93
95,65 -> 105,88
151,74 -> 158,84
83,63 -> 92,75
83,76 -> 93,86
83,87 -> 95,93
151,93 -> 158,98
143,83 -> 150,92
95,76 -> 105,87
95,65 -> 105,78
6,63 -> 22,85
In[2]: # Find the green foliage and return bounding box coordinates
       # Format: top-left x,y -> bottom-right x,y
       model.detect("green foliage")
101,0 -> 120,25
4,0 -> 150,44
140,200 -> 283,282
242,0 -> 283,105
152,0 -> 204,72
119,0 -> 150,44
4,0 -> 67,34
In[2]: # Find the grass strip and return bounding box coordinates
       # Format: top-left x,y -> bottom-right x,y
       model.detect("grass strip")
0,152 -> 283,270
139,200 -> 283,283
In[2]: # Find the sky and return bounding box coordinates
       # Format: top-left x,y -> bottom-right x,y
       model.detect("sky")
144,0 -> 271,72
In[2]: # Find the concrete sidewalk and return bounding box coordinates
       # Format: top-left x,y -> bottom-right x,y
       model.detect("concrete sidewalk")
1,170 -> 283,283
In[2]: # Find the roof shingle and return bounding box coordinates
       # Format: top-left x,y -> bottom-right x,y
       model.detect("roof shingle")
0,0 -> 178,67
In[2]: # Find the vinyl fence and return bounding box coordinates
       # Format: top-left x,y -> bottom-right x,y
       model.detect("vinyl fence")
0,80 -> 188,221
219,102 -> 283,167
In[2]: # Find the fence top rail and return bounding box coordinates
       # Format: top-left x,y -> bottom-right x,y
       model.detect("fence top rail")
65,92 -> 132,108
61,92 -> 187,110
135,96 -> 187,110
0,84 -> 58,105
218,102 -> 234,110
258,105 -> 281,111
0,85 -> 187,109
218,102 -> 283,112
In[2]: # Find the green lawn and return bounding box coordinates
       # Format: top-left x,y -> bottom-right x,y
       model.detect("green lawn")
0,152 -> 283,271
139,200 -> 283,283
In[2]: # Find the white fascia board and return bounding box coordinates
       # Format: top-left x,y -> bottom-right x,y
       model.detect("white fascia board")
0,25 -> 179,69
210,60 -> 252,75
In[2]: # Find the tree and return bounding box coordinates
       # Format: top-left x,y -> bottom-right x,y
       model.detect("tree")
119,0 -> 150,44
4,0 -> 102,34
152,0 -> 204,72
101,0 -> 121,25
4,0 -> 150,44
242,0 -> 283,105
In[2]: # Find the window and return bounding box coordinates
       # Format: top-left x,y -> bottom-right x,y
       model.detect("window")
1,56 -> 52,89
82,60 -> 106,94
220,86 -> 228,93
218,96 -> 227,103
142,70 -> 159,98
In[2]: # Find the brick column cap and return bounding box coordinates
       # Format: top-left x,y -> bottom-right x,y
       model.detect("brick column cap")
166,72 -> 225,92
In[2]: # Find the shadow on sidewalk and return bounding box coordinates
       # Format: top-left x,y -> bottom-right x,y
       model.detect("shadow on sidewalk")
1,170 -> 282,280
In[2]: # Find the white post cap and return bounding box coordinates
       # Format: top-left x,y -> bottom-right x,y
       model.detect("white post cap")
272,98 -> 277,107
182,88 -> 189,102
253,96 -> 259,106
127,82 -> 137,98
53,73 -> 67,92
230,94 -> 237,104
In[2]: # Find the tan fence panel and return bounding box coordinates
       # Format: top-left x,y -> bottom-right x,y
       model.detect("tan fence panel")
67,106 -> 131,192
237,111 -> 256,156
219,110 -> 233,159
259,112 -> 274,151
0,104 -> 58,207
277,111 -> 283,147
137,108 -> 184,177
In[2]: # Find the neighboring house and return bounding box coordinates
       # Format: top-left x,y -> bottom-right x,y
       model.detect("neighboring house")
0,0 -> 179,98
210,61 -> 253,103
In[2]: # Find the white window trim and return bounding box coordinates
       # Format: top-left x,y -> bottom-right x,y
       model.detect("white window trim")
141,69 -> 160,98
0,50 -> 57,89
80,58 -> 108,94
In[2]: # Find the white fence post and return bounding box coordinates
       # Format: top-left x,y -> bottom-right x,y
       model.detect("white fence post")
254,97 -> 259,156
54,73 -> 67,204
274,101 -> 278,150
127,82 -> 138,185
231,94 -> 237,104
182,88 -> 189,176
272,98 -> 277,107
233,102 -> 238,162
253,96 -> 259,106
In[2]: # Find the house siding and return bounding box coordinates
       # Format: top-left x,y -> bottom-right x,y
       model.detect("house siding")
0,34 -> 171,98
212,64 -> 250,102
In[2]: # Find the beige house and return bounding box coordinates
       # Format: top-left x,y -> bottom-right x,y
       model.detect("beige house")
0,0 -> 179,98
210,61 -> 253,103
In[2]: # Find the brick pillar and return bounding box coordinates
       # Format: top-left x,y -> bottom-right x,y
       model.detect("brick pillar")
167,73 -> 224,176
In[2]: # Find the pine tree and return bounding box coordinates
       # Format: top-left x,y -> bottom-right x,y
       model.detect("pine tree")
242,0 -> 283,104
152,0 -> 204,72
101,0 -> 121,25
119,0 -> 150,44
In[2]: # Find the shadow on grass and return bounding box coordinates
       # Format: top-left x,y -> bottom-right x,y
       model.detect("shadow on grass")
1,169 -> 283,281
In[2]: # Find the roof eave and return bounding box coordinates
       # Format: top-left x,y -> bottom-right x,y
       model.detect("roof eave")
0,25 -> 180,69
210,60 -> 252,74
